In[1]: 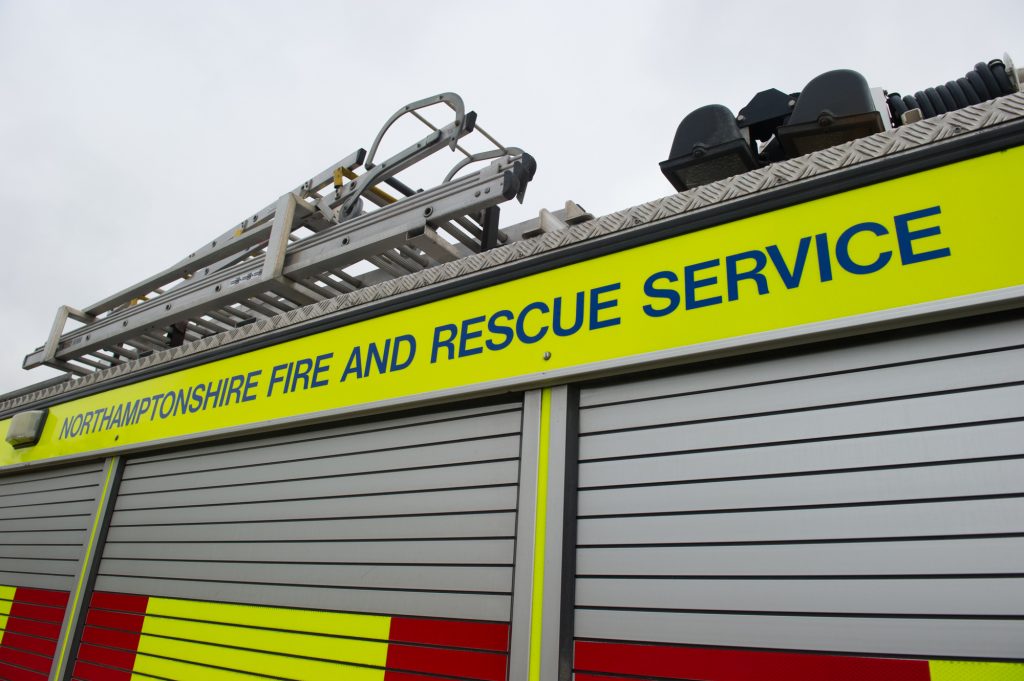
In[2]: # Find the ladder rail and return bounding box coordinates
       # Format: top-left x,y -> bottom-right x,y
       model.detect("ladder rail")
24,151 -> 532,374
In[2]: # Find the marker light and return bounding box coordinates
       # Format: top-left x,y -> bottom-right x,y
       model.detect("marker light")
659,104 -> 759,192
776,69 -> 885,158
5,409 -> 48,448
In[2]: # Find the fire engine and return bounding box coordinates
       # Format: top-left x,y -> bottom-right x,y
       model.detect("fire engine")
1,57 -> 1023,680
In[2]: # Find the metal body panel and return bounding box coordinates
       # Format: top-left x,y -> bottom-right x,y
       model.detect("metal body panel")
578,537 -> 1024,576
578,315 -> 1024,408
100,538 -> 515,565
579,458 -> 1024,516
92,400 -> 524,627
579,346 -> 1024,433
579,420 -> 1024,487
122,406 -> 524,472
573,314 -> 1024,662
118,434 -> 521,492
576,577 -> 1024,616
112,459 -> 520,509
580,384 -> 1024,460
89,576 -> 513,621
0,460 -> 104,592
110,485 -> 519,525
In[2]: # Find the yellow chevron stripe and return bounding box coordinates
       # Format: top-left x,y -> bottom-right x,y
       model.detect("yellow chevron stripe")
0,584 -> 15,645
135,597 -> 392,680
133,636 -> 386,680
931,661 -> 1024,680
140,613 -> 389,668
130,651 -> 276,681
145,596 -> 391,639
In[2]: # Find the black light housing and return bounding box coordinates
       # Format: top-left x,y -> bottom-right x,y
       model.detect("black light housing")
776,69 -> 885,158
737,88 -> 796,164
659,104 -> 759,192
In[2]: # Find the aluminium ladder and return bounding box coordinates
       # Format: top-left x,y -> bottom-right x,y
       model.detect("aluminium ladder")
25,93 -> 541,377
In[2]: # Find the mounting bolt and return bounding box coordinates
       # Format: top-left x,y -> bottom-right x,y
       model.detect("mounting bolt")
543,351 -> 551,361
423,207 -> 433,217
342,237 -> 350,245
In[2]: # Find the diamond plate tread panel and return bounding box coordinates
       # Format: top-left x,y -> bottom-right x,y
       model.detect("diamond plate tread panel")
5,92 -> 1024,413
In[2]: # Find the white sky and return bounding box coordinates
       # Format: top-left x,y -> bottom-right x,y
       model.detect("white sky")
1,0 -> 1022,396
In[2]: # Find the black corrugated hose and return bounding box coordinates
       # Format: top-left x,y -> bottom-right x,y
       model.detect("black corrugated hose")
887,59 -> 1016,124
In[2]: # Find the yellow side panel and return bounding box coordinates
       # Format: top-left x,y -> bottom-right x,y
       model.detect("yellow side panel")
130,652 -> 282,681
146,596 -> 391,640
0,584 -> 15,645
134,636 -> 387,680
141,614 -> 389,669
931,661 -> 1024,681
5,146 -> 1024,466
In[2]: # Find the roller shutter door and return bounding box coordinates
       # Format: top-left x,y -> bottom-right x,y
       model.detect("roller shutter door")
73,399 -> 523,681
572,315 -> 1024,678
0,460 -> 106,680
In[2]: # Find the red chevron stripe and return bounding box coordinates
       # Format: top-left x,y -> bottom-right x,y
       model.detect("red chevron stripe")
0,588 -> 70,680
71,658 -> 134,681
389,617 -> 510,652
574,641 -> 931,681
0,659 -> 47,681
70,592 -> 149,676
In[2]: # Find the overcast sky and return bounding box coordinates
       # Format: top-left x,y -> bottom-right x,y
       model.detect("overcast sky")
1,0 -> 1022,396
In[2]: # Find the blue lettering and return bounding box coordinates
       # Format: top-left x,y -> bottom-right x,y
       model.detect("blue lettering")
726,250 -> 768,301
243,370 -> 262,401
643,271 -> 680,317
203,380 -> 223,411
589,284 -> 621,329
125,399 -> 141,425
288,359 -> 313,392
486,310 -> 515,351
341,346 -> 364,381
431,324 -> 458,363
815,233 -> 833,282
685,259 -> 722,309
365,342 -> 390,376
767,237 -> 811,289
159,392 -> 176,419
309,356 -> 330,389
460,316 -> 486,356
390,336 -> 416,371
836,222 -> 892,275
188,384 -> 204,413
516,302 -> 549,344
553,292 -> 585,337
267,364 -> 288,397
895,206 -> 949,264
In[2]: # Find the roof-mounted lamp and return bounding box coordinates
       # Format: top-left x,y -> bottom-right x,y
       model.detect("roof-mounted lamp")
776,69 -> 886,157
659,104 -> 759,192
